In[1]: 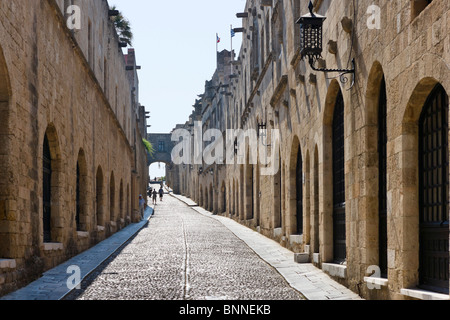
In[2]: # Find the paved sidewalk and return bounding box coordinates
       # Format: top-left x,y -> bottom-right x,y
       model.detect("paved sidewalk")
1,206 -> 154,301
170,192 -> 363,301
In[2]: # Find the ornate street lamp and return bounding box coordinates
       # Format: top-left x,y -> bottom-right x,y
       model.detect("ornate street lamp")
297,1 -> 355,88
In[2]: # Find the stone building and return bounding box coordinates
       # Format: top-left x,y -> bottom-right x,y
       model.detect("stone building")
0,0 -> 149,296
169,0 -> 450,300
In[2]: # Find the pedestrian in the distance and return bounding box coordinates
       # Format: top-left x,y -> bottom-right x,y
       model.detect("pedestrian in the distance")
159,187 -> 164,202
152,189 -> 158,205
139,194 -> 145,220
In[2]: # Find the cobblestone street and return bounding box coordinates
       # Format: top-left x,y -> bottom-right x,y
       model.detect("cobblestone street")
66,193 -> 305,301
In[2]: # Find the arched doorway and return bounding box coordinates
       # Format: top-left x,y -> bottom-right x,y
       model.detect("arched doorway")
418,84 -> 449,293
0,44 -> 11,258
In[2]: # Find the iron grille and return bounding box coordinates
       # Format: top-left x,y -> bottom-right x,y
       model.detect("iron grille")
419,84 -> 449,294
43,136 -> 52,243
333,90 -> 346,263
296,147 -> 303,235
76,163 -> 81,231
378,77 -> 388,278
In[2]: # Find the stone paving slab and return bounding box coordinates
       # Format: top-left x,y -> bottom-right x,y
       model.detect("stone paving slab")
170,193 -> 363,301
1,206 -> 154,301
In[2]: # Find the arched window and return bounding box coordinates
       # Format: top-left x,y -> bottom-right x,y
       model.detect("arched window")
110,172 -> 115,221
120,180 -> 124,220
418,84 -> 449,293
75,149 -> 88,232
96,167 -> 104,227
76,162 -> 81,231
43,135 -> 52,243
332,90 -> 346,263
296,146 -> 303,235
378,77 -> 388,278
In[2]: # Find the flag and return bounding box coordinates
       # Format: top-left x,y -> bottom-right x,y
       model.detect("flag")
217,34 -> 221,43
231,28 -> 235,38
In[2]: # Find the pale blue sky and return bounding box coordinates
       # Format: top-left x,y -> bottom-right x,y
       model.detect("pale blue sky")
110,0 -> 245,178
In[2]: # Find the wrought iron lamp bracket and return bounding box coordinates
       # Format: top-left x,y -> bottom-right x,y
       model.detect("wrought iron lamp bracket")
308,57 -> 356,89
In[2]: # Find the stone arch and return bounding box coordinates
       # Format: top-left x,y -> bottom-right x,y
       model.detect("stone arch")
398,78 -> 449,291
42,124 -> 63,244
362,61 -> 388,275
76,149 -> 89,232
0,45 -> 12,258
288,135 -> 305,237
322,79 -> 346,263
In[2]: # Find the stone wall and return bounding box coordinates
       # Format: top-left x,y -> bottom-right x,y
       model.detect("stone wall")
0,0 -> 148,296
172,0 -> 450,300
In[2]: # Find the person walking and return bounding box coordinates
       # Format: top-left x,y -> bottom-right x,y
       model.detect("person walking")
152,189 -> 158,205
159,187 -> 164,202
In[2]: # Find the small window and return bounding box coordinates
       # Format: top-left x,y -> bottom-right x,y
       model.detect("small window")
158,141 -> 165,152
412,0 -> 433,20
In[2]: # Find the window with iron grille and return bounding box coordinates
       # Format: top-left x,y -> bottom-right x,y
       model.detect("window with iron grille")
418,84 -> 449,294
332,90 -> 346,263
296,146 -> 303,235
378,77 -> 388,278
43,135 -> 52,243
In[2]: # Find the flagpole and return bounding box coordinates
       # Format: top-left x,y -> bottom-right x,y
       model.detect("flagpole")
216,33 -> 218,69
230,25 -> 233,76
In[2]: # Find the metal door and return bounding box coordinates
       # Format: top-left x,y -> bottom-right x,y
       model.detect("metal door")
419,84 -> 449,294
